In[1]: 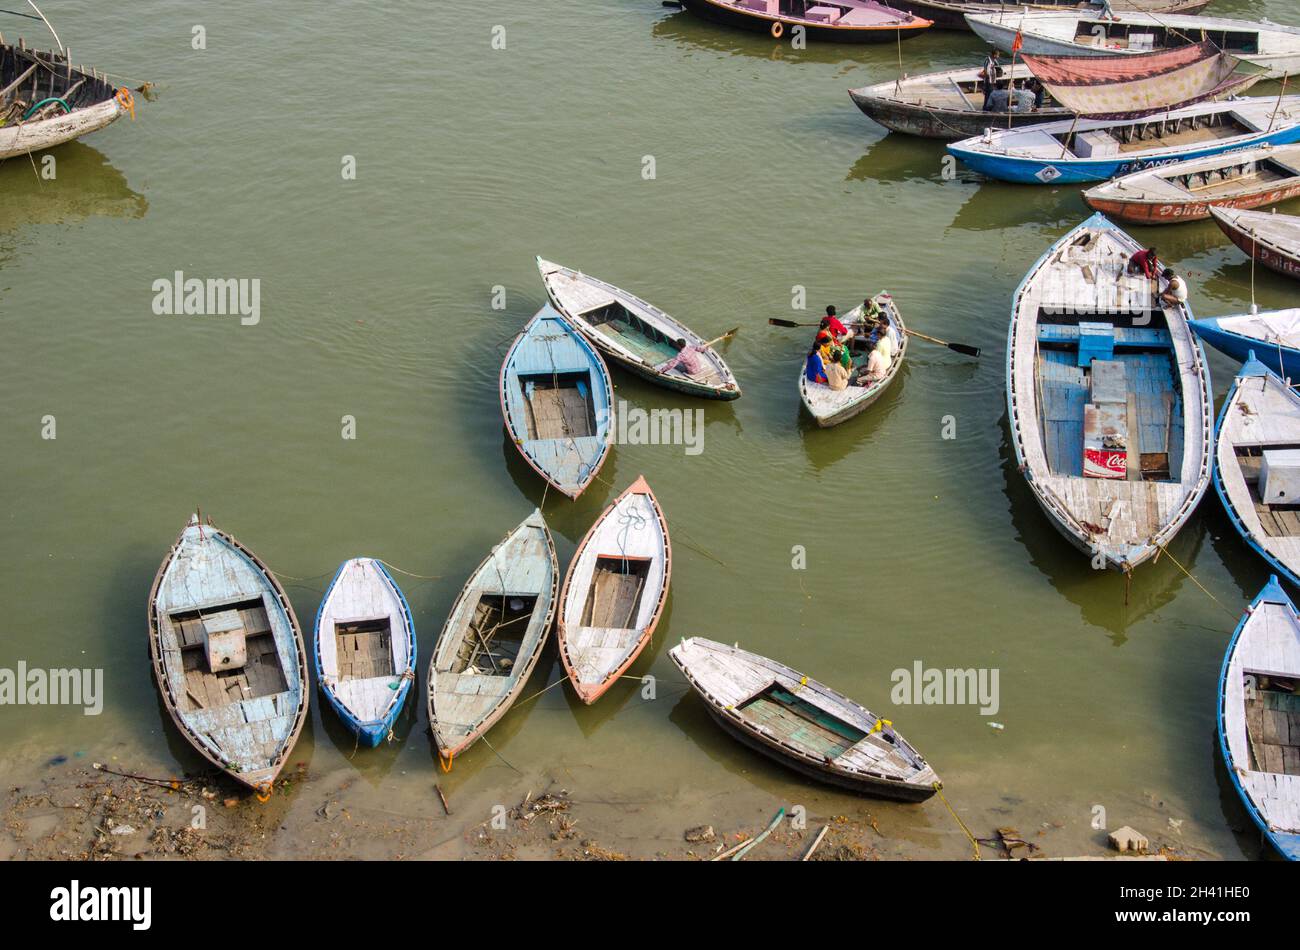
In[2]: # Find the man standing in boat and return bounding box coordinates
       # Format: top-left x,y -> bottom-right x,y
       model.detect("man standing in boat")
980,49 -> 1002,112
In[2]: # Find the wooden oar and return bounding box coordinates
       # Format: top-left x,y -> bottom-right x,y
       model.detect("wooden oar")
767,317 -> 979,358
701,326 -> 739,348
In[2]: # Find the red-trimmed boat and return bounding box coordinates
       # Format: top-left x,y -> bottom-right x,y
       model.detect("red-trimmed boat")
678,0 -> 932,43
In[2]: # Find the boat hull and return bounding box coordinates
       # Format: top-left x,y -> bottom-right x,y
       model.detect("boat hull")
679,0 -> 931,43
848,87 -> 1064,140
1084,178 -> 1300,225
1214,212 -> 1300,281
603,345 -> 741,399
0,97 -> 122,160
952,122 -> 1300,185
703,705 -> 936,801
917,0 -> 1209,31
1191,318 -> 1300,380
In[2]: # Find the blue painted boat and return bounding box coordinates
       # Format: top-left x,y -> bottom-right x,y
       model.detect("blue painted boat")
314,558 -> 417,748
148,513 -> 309,791
1213,353 -> 1300,589
1193,309 -> 1300,380
1006,213 -> 1212,571
501,305 -> 614,500
949,96 -> 1300,184
1218,576 -> 1300,861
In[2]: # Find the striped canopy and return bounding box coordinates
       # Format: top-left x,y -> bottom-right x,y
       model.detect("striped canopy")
1022,42 -> 1259,119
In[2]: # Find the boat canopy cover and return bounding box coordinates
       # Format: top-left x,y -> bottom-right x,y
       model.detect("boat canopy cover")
1022,42 -> 1253,119
1216,309 -> 1300,349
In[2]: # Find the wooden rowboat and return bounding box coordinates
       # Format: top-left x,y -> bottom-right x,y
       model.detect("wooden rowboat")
903,0 -> 1208,33
428,510 -> 558,762
1083,145 -> 1300,225
537,257 -> 741,400
501,305 -> 614,500
967,11 -> 1300,80
1213,355 -> 1300,589
669,638 -> 939,801
148,514 -> 308,791
799,293 -> 907,428
1007,213 -> 1212,572
1192,308 -> 1300,381
557,476 -> 670,704
1218,577 -> 1300,861
677,0 -> 932,44
849,64 -> 1069,141
1211,207 -> 1300,282
1,39 -> 129,161
314,558 -> 416,748
949,97 -> 1300,186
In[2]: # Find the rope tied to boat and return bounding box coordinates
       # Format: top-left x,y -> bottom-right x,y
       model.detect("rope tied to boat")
932,782 -> 980,861
1154,543 -> 1237,619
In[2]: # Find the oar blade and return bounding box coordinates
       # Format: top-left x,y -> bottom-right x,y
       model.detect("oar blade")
768,318 -> 802,328
948,342 -> 981,358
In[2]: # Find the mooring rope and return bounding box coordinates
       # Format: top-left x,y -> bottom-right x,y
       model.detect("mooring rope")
1155,543 -> 1238,619
932,783 -> 980,861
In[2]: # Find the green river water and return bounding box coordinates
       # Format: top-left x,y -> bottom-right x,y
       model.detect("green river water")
1,0 -> 1297,858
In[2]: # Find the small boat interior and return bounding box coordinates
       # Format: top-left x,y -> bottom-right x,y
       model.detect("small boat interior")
1036,311 -> 1185,483
1169,155 -> 1300,196
332,618 -> 395,682
1232,447 -> 1300,539
518,371 -> 598,441
730,0 -> 910,26
1241,672 -> 1300,775
583,301 -> 681,365
170,598 -> 288,712
447,593 -> 539,676
581,556 -> 650,629
0,43 -> 117,124
736,684 -> 868,758
1071,22 -> 1260,54
1055,111 -> 1255,156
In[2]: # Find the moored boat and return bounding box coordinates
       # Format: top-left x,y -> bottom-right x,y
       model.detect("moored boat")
1213,355 -> 1300,588
678,0 -> 932,43
1210,206 -> 1300,281
1,39 -> 131,161
849,64 -> 1069,140
907,0 -> 1209,32
967,10 -> 1300,80
428,510 -> 558,762
799,293 -> 907,427
669,637 -> 939,801
537,257 -> 741,399
147,514 -> 309,791
1083,145 -> 1300,225
1218,577 -> 1300,861
1192,308 -> 1300,380
1006,213 -> 1212,572
949,97 -> 1300,185
557,476 -> 670,704
314,558 -> 416,748
500,305 -> 614,500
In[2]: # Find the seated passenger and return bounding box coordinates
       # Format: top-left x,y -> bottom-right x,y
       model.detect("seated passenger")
805,346 -> 828,384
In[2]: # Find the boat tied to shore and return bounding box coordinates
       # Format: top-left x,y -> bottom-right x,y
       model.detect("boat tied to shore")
1210,206 -> 1300,281
677,0 -> 933,43
148,514 -> 309,792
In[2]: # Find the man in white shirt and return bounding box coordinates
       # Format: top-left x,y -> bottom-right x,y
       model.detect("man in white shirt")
1159,268 -> 1189,308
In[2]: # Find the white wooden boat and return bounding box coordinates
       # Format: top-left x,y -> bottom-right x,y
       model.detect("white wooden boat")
314,558 -> 416,748
537,257 -> 741,400
1083,144 -> 1300,225
428,510 -> 558,762
1218,577 -> 1300,860
907,0 -> 1208,33
799,294 -> 907,428
966,11 -> 1300,80
848,64 -> 1069,140
1213,356 -> 1300,588
1,40 -> 129,160
500,305 -> 614,499
557,476 -> 670,704
670,638 -> 939,801
1007,213 -> 1212,572
148,514 -> 308,791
